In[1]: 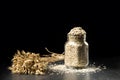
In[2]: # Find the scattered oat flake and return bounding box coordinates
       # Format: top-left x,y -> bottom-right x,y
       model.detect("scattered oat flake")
49,64 -> 106,74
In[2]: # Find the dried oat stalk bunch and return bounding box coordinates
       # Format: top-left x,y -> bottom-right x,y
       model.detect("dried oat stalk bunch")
9,49 -> 64,75
8,50 -> 48,75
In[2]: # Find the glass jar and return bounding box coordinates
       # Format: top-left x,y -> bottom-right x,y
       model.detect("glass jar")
65,27 -> 89,68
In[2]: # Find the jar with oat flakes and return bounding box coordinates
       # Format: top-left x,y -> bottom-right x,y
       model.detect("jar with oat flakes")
65,27 -> 89,68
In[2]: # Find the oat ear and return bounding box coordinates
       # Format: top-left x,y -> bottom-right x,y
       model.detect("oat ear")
21,50 -> 26,54
17,50 -> 21,55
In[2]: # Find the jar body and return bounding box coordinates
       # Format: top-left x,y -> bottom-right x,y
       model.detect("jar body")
65,40 -> 89,68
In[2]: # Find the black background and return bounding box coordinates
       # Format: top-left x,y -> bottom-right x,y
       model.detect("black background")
0,2 -> 120,71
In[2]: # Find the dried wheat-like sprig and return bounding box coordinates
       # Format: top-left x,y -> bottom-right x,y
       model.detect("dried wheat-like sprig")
9,49 -> 64,75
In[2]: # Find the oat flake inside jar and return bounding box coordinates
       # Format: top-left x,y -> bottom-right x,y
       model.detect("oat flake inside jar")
65,27 -> 89,69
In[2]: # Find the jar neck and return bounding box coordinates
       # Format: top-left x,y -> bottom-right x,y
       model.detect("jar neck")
68,35 -> 86,42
